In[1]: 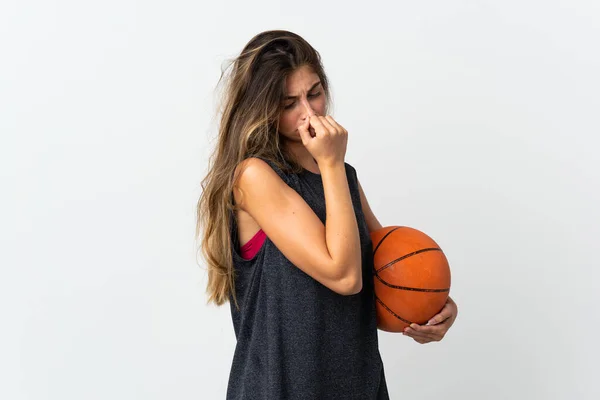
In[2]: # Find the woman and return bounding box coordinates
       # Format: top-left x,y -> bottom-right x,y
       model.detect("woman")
197,29 -> 458,399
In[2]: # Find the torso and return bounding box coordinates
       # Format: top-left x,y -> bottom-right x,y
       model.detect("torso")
227,157 -> 388,399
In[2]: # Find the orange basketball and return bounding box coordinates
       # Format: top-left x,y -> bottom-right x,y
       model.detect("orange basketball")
370,226 -> 451,333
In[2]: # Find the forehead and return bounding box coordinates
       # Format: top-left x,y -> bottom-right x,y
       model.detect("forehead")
285,66 -> 319,94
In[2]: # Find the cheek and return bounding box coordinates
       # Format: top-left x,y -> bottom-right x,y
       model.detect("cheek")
312,97 -> 327,116
278,113 -> 296,133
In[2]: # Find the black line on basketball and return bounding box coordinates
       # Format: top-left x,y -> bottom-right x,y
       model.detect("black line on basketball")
375,248 -> 442,274
374,274 -> 450,292
375,295 -> 412,325
372,226 -> 402,257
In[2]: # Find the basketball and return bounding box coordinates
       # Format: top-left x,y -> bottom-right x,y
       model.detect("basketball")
370,226 -> 451,333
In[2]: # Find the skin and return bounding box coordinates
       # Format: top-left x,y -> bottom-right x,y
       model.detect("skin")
278,65 -> 459,344
278,65 -> 327,173
403,297 -> 458,344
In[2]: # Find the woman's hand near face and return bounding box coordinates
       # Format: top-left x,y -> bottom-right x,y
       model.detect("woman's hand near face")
297,115 -> 348,168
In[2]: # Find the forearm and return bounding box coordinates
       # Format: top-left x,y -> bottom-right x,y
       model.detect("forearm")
320,162 -> 362,284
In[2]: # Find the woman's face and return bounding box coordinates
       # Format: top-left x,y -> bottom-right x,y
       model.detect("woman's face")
277,65 -> 327,142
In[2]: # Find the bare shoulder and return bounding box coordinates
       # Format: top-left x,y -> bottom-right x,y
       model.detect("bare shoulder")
234,157 -> 271,186
233,157 -> 285,211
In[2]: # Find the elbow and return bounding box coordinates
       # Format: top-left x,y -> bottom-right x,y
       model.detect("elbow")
338,273 -> 363,296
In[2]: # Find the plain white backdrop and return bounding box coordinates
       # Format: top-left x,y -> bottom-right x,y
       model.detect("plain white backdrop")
2,0 -> 599,399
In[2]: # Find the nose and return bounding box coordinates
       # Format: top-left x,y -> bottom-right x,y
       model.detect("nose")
301,98 -> 317,119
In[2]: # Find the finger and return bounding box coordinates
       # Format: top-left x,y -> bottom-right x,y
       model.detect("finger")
414,337 -> 429,344
403,325 -> 429,339
297,118 -> 312,144
406,323 -> 444,339
403,329 -> 431,342
318,115 -> 337,134
427,305 -> 452,326
325,115 -> 347,134
426,315 -> 448,326
409,323 -> 445,336
404,327 -> 440,342
409,323 -> 432,333
308,115 -> 327,137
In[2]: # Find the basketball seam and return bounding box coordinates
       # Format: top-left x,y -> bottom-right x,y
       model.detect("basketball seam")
375,295 -> 412,325
374,274 -> 450,292
375,248 -> 443,274
372,226 -> 401,257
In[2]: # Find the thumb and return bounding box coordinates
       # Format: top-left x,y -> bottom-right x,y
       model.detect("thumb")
297,118 -> 311,145
426,306 -> 450,326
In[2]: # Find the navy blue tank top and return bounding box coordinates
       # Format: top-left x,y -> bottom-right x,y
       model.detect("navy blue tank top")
227,156 -> 389,399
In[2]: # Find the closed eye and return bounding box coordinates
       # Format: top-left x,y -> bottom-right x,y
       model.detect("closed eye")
284,92 -> 321,110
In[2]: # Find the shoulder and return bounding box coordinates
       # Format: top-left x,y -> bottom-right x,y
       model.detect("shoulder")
236,156 -> 299,188
234,157 -> 272,181
233,157 -> 291,203
233,157 -> 285,192
233,159 -> 270,213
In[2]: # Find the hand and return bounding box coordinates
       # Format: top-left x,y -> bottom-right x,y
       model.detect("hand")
403,296 -> 458,344
297,115 -> 348,168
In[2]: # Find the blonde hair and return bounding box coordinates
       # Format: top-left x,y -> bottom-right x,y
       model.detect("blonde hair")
196,30 -> 333,309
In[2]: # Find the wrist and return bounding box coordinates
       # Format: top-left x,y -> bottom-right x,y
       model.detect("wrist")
318,159 -> 345,171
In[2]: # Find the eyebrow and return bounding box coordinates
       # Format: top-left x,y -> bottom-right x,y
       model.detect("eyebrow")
284,81 -> 322,100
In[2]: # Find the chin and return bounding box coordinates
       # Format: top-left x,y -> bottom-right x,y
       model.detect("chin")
279,131 -> 296,142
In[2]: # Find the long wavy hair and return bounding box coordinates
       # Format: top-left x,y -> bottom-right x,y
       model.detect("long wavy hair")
196,30 -> 333,309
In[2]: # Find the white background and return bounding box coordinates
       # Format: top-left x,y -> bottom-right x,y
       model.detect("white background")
2,0 -> 599,399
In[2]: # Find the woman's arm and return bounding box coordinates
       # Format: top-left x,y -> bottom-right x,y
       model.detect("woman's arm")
234,157 -> 362,295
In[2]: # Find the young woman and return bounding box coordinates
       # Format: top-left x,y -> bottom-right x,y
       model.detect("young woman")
197,30 -> 458,400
